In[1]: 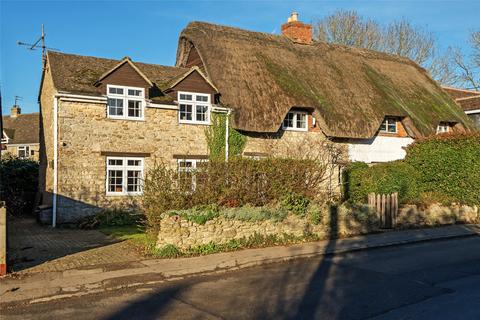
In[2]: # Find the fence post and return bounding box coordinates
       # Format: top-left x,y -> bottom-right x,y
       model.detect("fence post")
393,192 -> 398,227
376,194 -> 381,224
0,202 -> 6,276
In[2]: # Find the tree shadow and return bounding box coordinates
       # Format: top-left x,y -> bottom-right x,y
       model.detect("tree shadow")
96,205 -> 345,319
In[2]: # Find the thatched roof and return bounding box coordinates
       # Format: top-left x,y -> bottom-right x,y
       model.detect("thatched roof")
47,51 -> 188,96
2,113 -> 39,144
177,22 -> 474,138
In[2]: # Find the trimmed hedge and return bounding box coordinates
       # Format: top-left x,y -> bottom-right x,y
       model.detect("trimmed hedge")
404,133 -> 480,205
344,133 -> 480,206
0,157 -> 39,215
343,161 -> 420,204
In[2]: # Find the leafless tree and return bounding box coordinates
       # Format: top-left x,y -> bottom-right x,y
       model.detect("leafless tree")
312,10 -> 462,86
449,31 -> 480,90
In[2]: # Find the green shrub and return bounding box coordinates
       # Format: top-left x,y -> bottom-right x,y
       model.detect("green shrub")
307,203 -> 324,225
156,244 -> 181,258
143,157 -> 330,229
167,204 -> 219,225
0,156 -> 38,215
281,193 -> 310,217
405,133 -> 480,205
221,204 -> 288,222
344,161 -> 420,204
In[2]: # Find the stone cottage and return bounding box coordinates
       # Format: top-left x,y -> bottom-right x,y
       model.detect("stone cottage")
38,13 -> 474,224
1,105 -> 40,160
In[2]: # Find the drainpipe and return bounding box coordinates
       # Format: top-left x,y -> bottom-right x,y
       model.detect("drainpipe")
52,96 -> 58,228
225,110 -> 230,161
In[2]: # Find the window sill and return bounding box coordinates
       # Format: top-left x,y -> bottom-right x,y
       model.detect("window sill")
178,121 -> 211,126
106,193 -> 143,197
282,127 -> 308,132
107,117 -> 146,122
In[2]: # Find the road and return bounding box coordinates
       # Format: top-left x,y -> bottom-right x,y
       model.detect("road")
2,236 -> 480,320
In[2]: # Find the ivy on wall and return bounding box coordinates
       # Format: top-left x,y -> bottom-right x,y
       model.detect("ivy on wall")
205,112 -> 246,161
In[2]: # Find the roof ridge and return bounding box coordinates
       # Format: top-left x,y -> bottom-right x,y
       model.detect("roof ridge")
185,21 -> 416,66
48,50 -> 185,70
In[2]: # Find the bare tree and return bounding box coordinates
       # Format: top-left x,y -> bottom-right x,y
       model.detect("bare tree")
450,31 -> 480,90
380,19 -> 435,65
312,10 -> 457,85
314,10 -> 382,50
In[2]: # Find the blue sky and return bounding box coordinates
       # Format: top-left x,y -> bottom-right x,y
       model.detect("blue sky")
1,0 -> 479,114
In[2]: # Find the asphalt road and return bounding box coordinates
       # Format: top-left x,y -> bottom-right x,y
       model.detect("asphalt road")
2,236 -> 480,320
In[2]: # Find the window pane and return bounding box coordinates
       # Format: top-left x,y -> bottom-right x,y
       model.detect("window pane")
127,159 -> 141,166
296,113 -> 306,129
387,122 -> 396,133
128,89 -> 142,96
109,87 -> 123,95
108,98 -> 124,116
196,105 -> 208,122
283,112 -> 294,128
108,170 -> 123,192
179,94 -> 193,101
108,159 -> 123,166
127,170 -> 142,192
180,104 -> 193,121
380,120 -> 387,132
178,160 -> 193,169
196,95 -> 208,102
128,100 -> 142,118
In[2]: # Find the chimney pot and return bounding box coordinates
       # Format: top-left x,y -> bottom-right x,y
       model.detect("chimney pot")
11,105 -> 21,118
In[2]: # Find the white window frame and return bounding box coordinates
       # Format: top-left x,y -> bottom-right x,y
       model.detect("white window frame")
436,122 -> 451,134
18,145 -> 30,158
177,158 -> 208,191
282,111 -> 308,132
380,117 -> 397,134
107,85 -> 145,120
106,156 -> 144,196
178,91 -> 211,125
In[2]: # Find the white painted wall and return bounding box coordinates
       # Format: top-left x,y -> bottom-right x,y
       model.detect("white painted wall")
348,136 -> 414,163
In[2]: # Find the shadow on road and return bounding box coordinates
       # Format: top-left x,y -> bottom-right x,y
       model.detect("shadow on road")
99,206 -> 355,320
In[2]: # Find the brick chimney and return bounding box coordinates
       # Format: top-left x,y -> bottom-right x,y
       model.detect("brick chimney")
281,12 -> 312,44
11,105 -> 21,118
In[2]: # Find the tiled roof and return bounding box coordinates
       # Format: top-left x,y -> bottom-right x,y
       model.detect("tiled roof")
2,113 -> 40,144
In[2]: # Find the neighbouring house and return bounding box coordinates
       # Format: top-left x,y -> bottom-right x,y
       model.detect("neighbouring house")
1,105 -> 40,160
38,13 -> 474,224
443,86 -> 480,128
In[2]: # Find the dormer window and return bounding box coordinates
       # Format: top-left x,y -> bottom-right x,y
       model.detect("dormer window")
178,91 -> 211,125
282,111 -> 308,131
107,85 -> 145,120
437,122 -> 451,134
380,117 -> 397,134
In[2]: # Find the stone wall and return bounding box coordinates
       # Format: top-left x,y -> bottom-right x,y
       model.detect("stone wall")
397,204 -> 479,227
157,208 -> 377,250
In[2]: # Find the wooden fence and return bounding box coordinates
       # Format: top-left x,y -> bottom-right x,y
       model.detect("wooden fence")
368,193 -> 398,229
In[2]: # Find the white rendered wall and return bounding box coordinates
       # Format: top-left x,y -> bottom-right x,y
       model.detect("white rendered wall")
348,136 -> 414,163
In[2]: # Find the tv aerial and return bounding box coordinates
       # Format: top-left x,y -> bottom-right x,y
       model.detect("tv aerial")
17,24 -> 60,69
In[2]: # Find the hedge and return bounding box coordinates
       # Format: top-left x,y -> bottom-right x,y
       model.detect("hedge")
404,132 -> 480,205
344,133 -> 480,206
343,161 -> 420,204
0,156 -> 39,215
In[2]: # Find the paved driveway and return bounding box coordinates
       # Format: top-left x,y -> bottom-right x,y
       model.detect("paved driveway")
7,217 -> 142,274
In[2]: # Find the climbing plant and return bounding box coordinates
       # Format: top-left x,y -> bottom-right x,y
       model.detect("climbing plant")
205,112 -> 246,160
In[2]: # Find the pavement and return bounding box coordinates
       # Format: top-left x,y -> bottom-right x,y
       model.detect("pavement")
1,223 -> 479,308
2,233 -> 480,319
7,217 -> 142,274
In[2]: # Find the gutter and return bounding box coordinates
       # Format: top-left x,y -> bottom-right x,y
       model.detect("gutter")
52,96 -> 58,228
